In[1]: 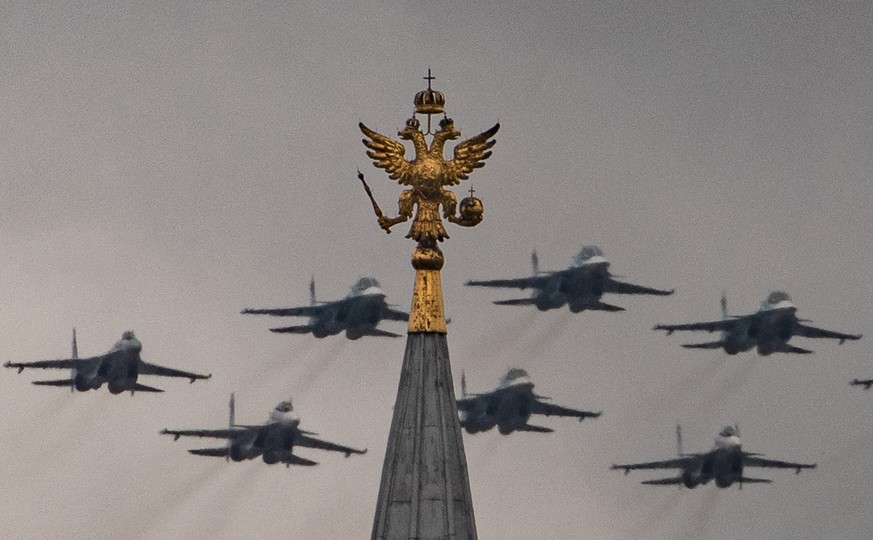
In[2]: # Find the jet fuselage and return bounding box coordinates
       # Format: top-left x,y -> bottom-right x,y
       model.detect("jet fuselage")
228,423 -> 298,463
534,262 -> 610,312
681,443 -> 744,488
723,306 -> 798,355
229,407 -> 303,463
74,334 -> 142,393
459,380 -> 537,434
311,293 -> 389,339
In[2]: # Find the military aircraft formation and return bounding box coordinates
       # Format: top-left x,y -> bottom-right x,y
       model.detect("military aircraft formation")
3,243 -> 865,484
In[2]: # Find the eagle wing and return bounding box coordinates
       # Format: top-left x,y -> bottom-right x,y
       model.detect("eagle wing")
442,123 -> 500,185
359,122 -> 415,186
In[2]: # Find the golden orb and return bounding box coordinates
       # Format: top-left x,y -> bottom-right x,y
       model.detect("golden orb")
458,196 -> 484,226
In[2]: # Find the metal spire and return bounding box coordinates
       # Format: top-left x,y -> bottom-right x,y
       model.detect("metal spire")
361,74 -> 499,540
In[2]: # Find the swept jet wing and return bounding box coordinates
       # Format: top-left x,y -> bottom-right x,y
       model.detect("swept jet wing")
793,323 -> 862,344
654,319 -> 739,335
612,456 -> 696,472
139,362 -> 213,383
295,433 -> 368,457
529,400 -> 602,420
743,455 -> 817,473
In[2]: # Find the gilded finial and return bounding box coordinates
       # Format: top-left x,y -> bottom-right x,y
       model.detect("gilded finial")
358,71 -> 499,332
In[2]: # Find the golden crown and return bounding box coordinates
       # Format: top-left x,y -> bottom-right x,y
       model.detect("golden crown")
414,87 -> 445,115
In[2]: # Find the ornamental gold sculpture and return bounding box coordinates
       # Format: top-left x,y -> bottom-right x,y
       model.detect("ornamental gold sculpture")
359,72 -> 499,333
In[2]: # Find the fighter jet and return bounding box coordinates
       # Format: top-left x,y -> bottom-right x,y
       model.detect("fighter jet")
611,425 -> 816,488
3,330 -> 211,394
654,291 -> 862,355
457,368 -> 600,434
465,246 -> 674,312
850,378 -> 873,390
161,394 -> 367,466
241,277 -> 408,339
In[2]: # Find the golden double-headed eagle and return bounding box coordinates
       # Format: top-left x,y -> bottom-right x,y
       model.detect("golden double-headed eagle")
359,116 -> 499,245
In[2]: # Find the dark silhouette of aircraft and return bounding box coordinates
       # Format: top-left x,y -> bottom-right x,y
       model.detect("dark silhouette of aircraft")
4,330 -> 210,394
465,246 -> 673,312
654,291 -> 862,355
850,378 -> 873,390
161,394 -> 367,466
457,368 -> 600,434
241,277 -> 408,339
611,425 -> 816,488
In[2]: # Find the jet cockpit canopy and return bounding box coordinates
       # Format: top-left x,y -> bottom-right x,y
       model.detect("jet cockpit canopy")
573,245 -> 607,267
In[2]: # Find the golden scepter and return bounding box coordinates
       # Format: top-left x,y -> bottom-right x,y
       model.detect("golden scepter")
357,169 -> 392,233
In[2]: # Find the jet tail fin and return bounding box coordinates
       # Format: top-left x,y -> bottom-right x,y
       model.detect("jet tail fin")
461,370 -> 467,398
309,276 -> 316,306
70,328 -> 78,392
676,424 -> 683,456
229,393 -> 236,427
531,249 -> 540,275
227,393 -> 236,461
719,293 -> 730,341
189,447 -> 230,458
681,341 -> 725,350
32,379 -> 76,388
132,383 -> 164,393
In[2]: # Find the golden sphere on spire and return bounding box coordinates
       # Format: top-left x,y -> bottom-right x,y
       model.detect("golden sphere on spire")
458,195 -> 484,226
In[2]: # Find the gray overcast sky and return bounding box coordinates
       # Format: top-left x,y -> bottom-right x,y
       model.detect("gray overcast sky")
2,2 -> 872,539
